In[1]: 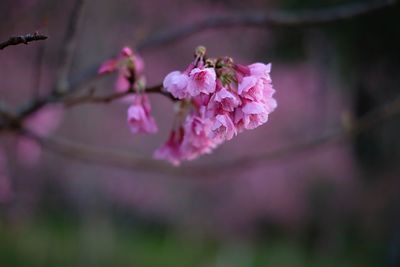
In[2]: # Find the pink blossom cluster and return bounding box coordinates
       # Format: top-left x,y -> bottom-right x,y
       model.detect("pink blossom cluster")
100,46 -> 276,165
155,54 -> 277,165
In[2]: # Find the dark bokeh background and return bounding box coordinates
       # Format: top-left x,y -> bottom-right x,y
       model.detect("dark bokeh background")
0,0 -> 399,266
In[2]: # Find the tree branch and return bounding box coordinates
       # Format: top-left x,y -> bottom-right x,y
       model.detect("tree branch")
137,0 -> 396,50
20,96 -> 400,177
0,32 -> 47,50
22,128 -> 178,175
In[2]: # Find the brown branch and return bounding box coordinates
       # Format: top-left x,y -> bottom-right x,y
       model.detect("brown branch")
0,32 -> 48,50
20,96 -> 400,177
137,0 -> 396,50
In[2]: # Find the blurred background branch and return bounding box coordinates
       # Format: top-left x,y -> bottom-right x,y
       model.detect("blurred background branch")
137,0 -> 397,50
19,96 -> 400,177
55,0 -> 86,94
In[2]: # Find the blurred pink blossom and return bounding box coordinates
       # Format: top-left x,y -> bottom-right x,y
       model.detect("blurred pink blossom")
127,95 -> 158,134
17,104 -> 64,166
153,128 -> 185,166
211,113 -> 237,141
98,46 -> 145,93
24,104 -> 64,137
181,114 -> 217,160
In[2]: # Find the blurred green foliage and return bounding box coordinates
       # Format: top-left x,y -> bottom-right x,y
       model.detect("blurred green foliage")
0,216 -> 386,267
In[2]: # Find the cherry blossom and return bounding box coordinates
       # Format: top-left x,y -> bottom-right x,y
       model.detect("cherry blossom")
127,95 -> 158,134
99,46 -> 145,93
187,67 -> 217,96
153,129 -> 185,166
163,71 -> 190,99
155,55 -> 276,164
101,47 -> 158,136
181,114 -> 217,160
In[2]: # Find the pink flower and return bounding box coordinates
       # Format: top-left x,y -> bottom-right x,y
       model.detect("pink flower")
238,76 -> 266,102
127,95 -> 158,134
99,46 -> 144,75
98,59 -> 118,74
209,87 -> 241,113
163,71 -> 189,99
181,114 -> 216,160
187,67 -> 216,96
98,46 -> 145,93
211,113 -> 237,141
235,62 -> 277,131
153,129 -> 184,166
239,63 -> 275,102
236,102 -> 270,130
248,62 -> 271,78
121,47 -> 132,56
115,68 -> 131,92
263,96 -> 278,113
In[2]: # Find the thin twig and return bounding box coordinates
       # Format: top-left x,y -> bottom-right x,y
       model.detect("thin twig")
55,0 -> 86,93
137,0 -> 396,50
0,32 -> 48,50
